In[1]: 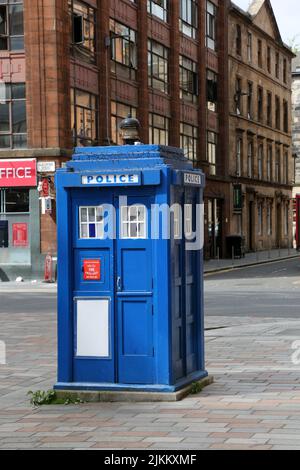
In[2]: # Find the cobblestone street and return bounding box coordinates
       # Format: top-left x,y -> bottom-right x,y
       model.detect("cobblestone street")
1,259 -> 300,450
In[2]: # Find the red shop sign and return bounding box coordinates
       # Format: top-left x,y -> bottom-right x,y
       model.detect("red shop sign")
12,223 -> 28,247
0,159 -> 37,187
83,260 -> 101,281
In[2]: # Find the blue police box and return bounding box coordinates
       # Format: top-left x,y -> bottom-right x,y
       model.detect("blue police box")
55,144 -> 207,395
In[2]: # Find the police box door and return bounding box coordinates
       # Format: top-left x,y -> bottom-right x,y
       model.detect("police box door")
73,191 -> 154,385
115,194 -> 154,385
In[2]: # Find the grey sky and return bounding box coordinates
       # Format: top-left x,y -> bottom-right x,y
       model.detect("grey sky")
234,0 -> 300,45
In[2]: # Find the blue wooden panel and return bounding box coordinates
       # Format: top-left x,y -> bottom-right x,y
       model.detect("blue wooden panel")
118,298 -> 154,384
121,248 -> 152,292
74,249 -> 111,293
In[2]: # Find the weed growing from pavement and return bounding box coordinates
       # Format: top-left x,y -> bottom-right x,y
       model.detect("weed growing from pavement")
27,390 -> 85,407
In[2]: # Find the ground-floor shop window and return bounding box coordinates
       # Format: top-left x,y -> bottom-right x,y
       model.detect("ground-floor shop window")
0,188 -> 30,264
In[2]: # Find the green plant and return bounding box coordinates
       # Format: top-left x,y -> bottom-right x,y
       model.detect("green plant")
27,390 -> 56,407
190,382 -> 202,395
27,390 -> 85,407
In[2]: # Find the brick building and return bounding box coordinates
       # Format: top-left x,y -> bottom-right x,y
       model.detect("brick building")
0,0 -> 231,279
292,53 -> 300,192
228,0 -> 294,254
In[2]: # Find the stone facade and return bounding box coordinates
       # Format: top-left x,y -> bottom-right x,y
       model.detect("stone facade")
292,53 -> 300,192
228,0 -> 294,253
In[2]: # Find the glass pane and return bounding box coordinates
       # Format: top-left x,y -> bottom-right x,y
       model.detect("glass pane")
130,223 -> 138,238
89,223 -> 96,238
12,134 -> 27,148
0,102 -> 9,131
0,82 -> 10,101
80,224 -> 88,239
5,188 -> 29,213
96,223 -> 104,239
12,100 -> 26,132
88,207 -> 95,222
96,207 -> 103,222
80,208 -> 88,223
0,135 -> 10,148
9,5 -> 23,36
12,83 -> 25,99
10,36 -> 24,50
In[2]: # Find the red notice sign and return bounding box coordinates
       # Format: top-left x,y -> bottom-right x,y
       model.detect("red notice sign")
12,223 -> 28,247
0,159 -> 37,187
83,260 -> 101,281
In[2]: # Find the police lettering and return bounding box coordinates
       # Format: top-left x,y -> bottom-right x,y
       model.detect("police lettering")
83,174 -> 139,185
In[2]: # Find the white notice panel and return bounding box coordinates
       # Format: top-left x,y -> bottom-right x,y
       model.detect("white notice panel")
76,299 -> 110,358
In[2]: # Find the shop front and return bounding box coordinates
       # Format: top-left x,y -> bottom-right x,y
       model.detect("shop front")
0,159 -> 41,281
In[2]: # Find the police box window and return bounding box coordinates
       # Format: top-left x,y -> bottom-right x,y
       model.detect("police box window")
0,82 -> 27,149
0,0 -> 24,51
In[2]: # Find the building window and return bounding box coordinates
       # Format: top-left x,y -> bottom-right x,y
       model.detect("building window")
267,92 -> 272,127
267,46 -> 271,74
0,82 -> 27,149
121,205 -> 146,239
247,32 -> 252,63
283,59 -> 287,84
0,0 -> 24,51
148,0 -> 168,22
283,100 -> 289,133
207,131 -> 217,176
0,188 -> 29,214
258,39 -> 262,68
275,52 -> 280,79
79,206 -> 105,239
110,19 -> 137,80
284,150 -> 289,184
0,188 -> 30,262
206,1 -> 217,51
235,77 -> 242,115
207,69 -> 218,112
258,204 -> 263,236
236,24 -> 242,57
267,144 -> 272,181
70,0 -> 96,63
236,137 -> 242,177
258,144 -> 263,180
149,113 -> 169,145
247,82 -> 253,119
267,204 -> 272,236
247,141 -> 253,179
111,101 -> 137,146
275,147 -> 281,183
180,123 -> 198,162
257,87 -> 263,123
284,205 -> 289,236
71,88 -> 98,147
275,96 -> 281,130
180,56 -> 198,103
148,40 -> 169,94
180,0 -> 198,40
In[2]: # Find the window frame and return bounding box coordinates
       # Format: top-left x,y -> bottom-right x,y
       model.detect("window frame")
180,0 -> 198,40
148,39 -> 169,94
0,82 -> 27,149
0,0 -> 24,52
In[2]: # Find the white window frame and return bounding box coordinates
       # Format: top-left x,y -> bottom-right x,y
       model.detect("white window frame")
79,206 -> 105,239
121,205 -> 147,239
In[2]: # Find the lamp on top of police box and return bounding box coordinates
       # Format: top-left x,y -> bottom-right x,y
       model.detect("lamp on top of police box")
119,114 -> 141,146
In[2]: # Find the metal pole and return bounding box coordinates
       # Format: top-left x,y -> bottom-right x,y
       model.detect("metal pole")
232,246 -> 235,267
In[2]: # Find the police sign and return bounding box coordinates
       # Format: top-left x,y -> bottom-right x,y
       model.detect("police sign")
82,173 -> 140,186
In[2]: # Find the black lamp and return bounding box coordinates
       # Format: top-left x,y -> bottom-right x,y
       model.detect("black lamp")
119,114 -> 141,145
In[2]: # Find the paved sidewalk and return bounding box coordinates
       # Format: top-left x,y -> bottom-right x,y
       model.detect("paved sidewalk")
1,306 -> 300,449
205,248 -> 299,274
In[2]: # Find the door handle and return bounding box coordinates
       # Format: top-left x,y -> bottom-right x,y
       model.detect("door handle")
117,276 -> 122,292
